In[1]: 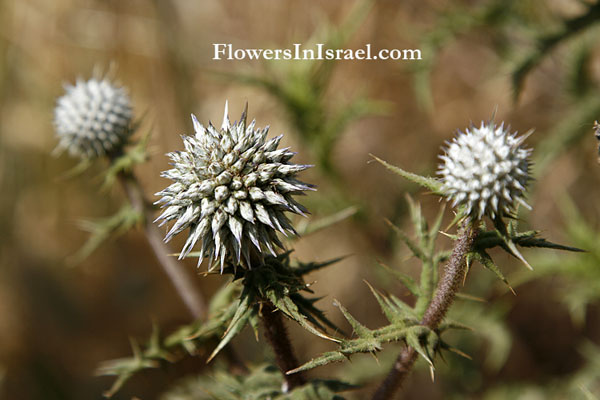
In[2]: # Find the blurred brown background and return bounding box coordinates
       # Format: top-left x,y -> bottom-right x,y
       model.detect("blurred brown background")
1,0 -> 600,399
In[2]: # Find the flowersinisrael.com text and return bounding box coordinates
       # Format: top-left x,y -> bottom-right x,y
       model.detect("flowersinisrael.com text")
213,43 -> 422,61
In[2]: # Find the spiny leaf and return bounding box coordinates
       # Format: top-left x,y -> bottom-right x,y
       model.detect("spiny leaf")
385,219 -> 427,262
268,293 -> 339,343
455,292 -> 486,303
376,260 -> 420,296
287,351 -> 350,375
207,279 -> 243,315
405,326 -> 437,367
293,294 -> 341,334
96,338 -> 160,398
163,363 -> 354,399
296,206 -> 359,236
377,260 -> 420,297
333,299 -> 371,338
405,195 -> 427,240
364,281 -> 405,325
388,294 -> 419,320
513,234 -> 584,253
294,256 -> 347,276
71,204 -> 143,264
370,154 -> 443,194
437,320 -> 472,332
444,207 -> 467,232
208,292 -> 254,362
57,158 -> 93,180
429,204 -> 447,249
439,341 -> 472,360
469,250 -> 515,294
103,128 -> 151,188
493,217 -> 532,270
98,281 -> 242,397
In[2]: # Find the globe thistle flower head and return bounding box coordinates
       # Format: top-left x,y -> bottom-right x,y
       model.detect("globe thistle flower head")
438,121 -> 533,221
54,77 -> 132,159
155,102 -> 314,273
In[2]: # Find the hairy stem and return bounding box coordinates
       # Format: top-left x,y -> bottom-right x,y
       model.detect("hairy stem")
116,169 -> 207,320
261,302 -> 306,390
372,221 -> 478,400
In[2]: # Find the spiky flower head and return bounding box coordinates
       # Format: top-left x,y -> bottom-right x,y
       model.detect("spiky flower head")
155,102 -> 313,272
438,121 -> 532,220
54,77 -> 132,159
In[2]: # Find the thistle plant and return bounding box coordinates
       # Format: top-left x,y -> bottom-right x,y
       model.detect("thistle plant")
149,103 -> 349,391
93,111 -> 582,399
54,77 -> 133,159
272,119 -> 580,400
53,71 -> 586,399
53,74 -> 206,320
154,102 -> 313,272
438,121 -> 532,221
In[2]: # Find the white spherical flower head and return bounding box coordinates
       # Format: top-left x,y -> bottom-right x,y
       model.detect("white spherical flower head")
54,78 -> 132,159
155,102 -> 314,272
438,121 -> 532,220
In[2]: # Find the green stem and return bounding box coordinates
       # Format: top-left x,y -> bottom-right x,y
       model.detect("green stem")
372,221 -> 479,400
414,258 -> 434,316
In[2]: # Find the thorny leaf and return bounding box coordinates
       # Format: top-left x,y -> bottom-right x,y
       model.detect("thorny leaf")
385,219 -> 427,262
295,206 -> 359,237
98,281 -> 242,397
377,260 -> 420,297
370,154 -> 443,194
71,203 -> 142,264
288,284 -> 464,375
103,128 -> 151,188
467,250 -> 515,294
204,253 -> 342,363
161,364 -> 356,400
208,291 -> 256,362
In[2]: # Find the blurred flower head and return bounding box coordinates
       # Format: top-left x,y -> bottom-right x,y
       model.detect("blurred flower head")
54,77 -> 132,159
438,121 -> 532,220
155,102 -> 313,272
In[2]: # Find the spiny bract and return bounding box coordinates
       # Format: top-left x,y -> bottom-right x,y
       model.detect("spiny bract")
54,78 -> 132,159
438,121 -> 532,220
155,102 -> 313,272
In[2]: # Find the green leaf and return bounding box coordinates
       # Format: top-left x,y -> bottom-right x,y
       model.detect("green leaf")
405,326 -> 437,367
512,234 -> 584,253
333,299 -> 371,338
287,351 -> 350,375
492,217 -> 532,270
293,294 -> 341,334
71,204 -> 143,264
268,292 -> 339,343
376,260 -> 420,297
365,281 -> 405,325
294,256 -> 347,276
469,250 -> 515,294
370,154 -> 443,194
96,338 -> 160,398
103,128 -> 151,188
296,206 -> 359,236
385,219 -> 427,262
208,291 -> 255,362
